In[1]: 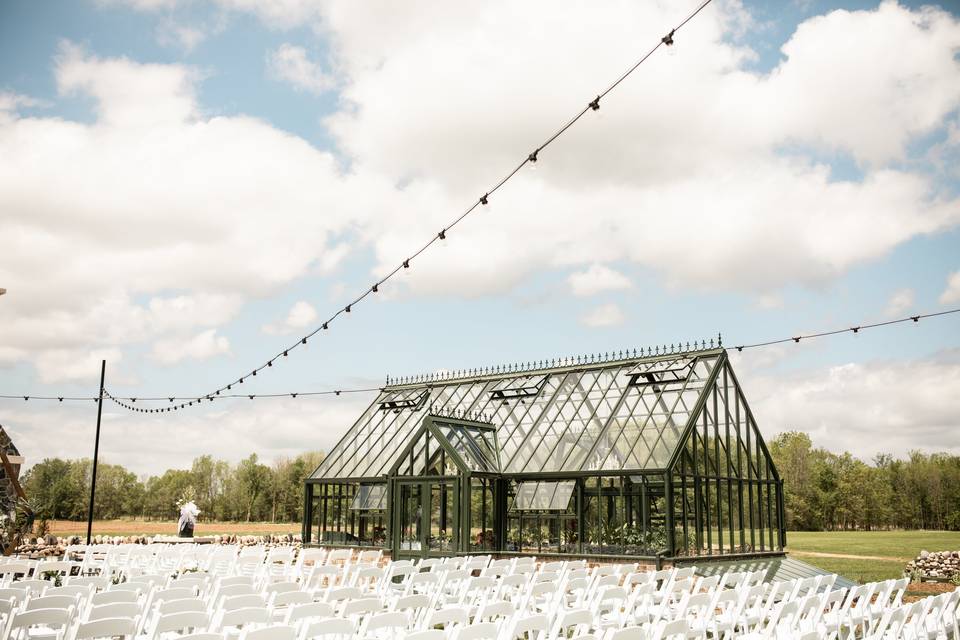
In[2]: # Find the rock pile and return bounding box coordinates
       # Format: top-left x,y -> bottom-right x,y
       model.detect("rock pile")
14,533 -> 302,558
904,550 -> 960,580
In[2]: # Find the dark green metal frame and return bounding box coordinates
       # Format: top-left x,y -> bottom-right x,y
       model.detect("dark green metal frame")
302,348 -> 786,561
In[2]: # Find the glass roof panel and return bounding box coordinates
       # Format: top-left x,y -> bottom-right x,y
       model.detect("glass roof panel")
312,350 -> 724,480
434,422 -> 500,473
350,484 -> 387,510
511,481 -> 576,511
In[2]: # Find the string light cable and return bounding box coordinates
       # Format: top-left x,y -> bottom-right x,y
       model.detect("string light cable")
3,306 -> 957,410
71,0 -> 715,410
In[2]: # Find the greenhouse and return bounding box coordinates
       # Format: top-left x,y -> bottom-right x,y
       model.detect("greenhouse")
303,343 -> 785,563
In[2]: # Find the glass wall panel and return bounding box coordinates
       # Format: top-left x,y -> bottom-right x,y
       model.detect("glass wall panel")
505,479 -> 577,554
312,482 -> 386,547
469,478 -> 496,551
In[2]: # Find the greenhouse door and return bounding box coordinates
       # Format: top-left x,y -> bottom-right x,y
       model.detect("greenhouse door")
394,479 -> 458,559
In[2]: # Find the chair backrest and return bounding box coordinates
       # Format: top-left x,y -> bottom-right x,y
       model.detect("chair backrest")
475,600 -> 513,623
219,584 -> 258,600
0,587 -> 27,606
43,584 -> 93,601
0,563 -> 35,578
241,624 -> 297,640
300,617 -> 355,639
75,616 -> 139,640
89,601 -> 142,621
266,582 -> 300,596
92,589 -> 139,606
509,614 -> 549,640
326,586 -> 363,603
454,621 -> 499,640
219,576 -> 255,589
363,611 -> 409,636
285,601 -> 335,625
153,610 -> 211,637
8,608 -> 73,640
405,631 -> 446,640
609,627 -> 645,640
223,594 -> 267,612
13,579 -> 49,597
160,597 -> 208,614
552,608 -> 593,638
653,618 -> 689,640
424,606 -> 469,630
342,596 -> 384,619
69,576 -> 110,591
154,587 -> 197,603
25,594 -> 79,612
272,591 -> 313,607
218,606 -> 271,631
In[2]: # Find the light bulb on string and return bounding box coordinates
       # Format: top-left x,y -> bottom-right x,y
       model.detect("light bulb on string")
663,29 -> 677,57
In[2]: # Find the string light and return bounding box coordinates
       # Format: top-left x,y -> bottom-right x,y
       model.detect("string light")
8,305 -> 950,410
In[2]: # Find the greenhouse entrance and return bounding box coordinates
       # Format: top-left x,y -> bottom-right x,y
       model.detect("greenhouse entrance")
394,480 -> 458,558
304,344 -> 786,563
388,413 -> 499,559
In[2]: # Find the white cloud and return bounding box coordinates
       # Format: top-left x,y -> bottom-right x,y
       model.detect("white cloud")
262,301 -> 319,335
567,264 -> 631,297
940,270 -> 960,305
267,44 -> 334,94
740,350 -> 960,458
580,303 -> 625,328
329,1 -> 960,298
884,288 -> 914,317
56,41 -> 198,127
33,348 -> 124,385
0,43 -> 362,381
765,2 -> 960,166
753,293 -> 785,310
156,20 -> 208,52
151,329 -> 231,365
0,92 -> 46,114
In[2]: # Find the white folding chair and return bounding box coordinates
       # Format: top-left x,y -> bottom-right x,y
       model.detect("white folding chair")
7,608 -> 73,640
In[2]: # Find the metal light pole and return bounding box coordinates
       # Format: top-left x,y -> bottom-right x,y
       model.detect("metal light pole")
86,360 -> 105,545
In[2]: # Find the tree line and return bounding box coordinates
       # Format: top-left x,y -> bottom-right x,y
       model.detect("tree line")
22,452 -> 324,523
20,433 -> 960,530
769,432 -> 960,531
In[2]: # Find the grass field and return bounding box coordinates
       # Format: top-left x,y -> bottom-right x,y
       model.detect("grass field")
47,519 -> 300,537
787,530 -> 960,585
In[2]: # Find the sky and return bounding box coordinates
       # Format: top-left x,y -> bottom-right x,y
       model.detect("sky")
1,0 -> 959,477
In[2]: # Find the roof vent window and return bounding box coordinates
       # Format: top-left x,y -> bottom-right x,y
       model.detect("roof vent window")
490,374 -> 547,400
378,391 -> 429,411
627,357 -> 695,387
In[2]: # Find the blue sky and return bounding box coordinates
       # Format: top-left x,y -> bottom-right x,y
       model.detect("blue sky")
1,0 -> 958,475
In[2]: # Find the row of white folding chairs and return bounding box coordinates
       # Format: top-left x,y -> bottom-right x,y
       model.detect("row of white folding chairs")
70,545 -> 302,582
7,586 -> 956,640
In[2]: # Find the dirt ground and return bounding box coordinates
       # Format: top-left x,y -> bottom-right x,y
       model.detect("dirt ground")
904,581 -> 957,601
46,519 -> 300,537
